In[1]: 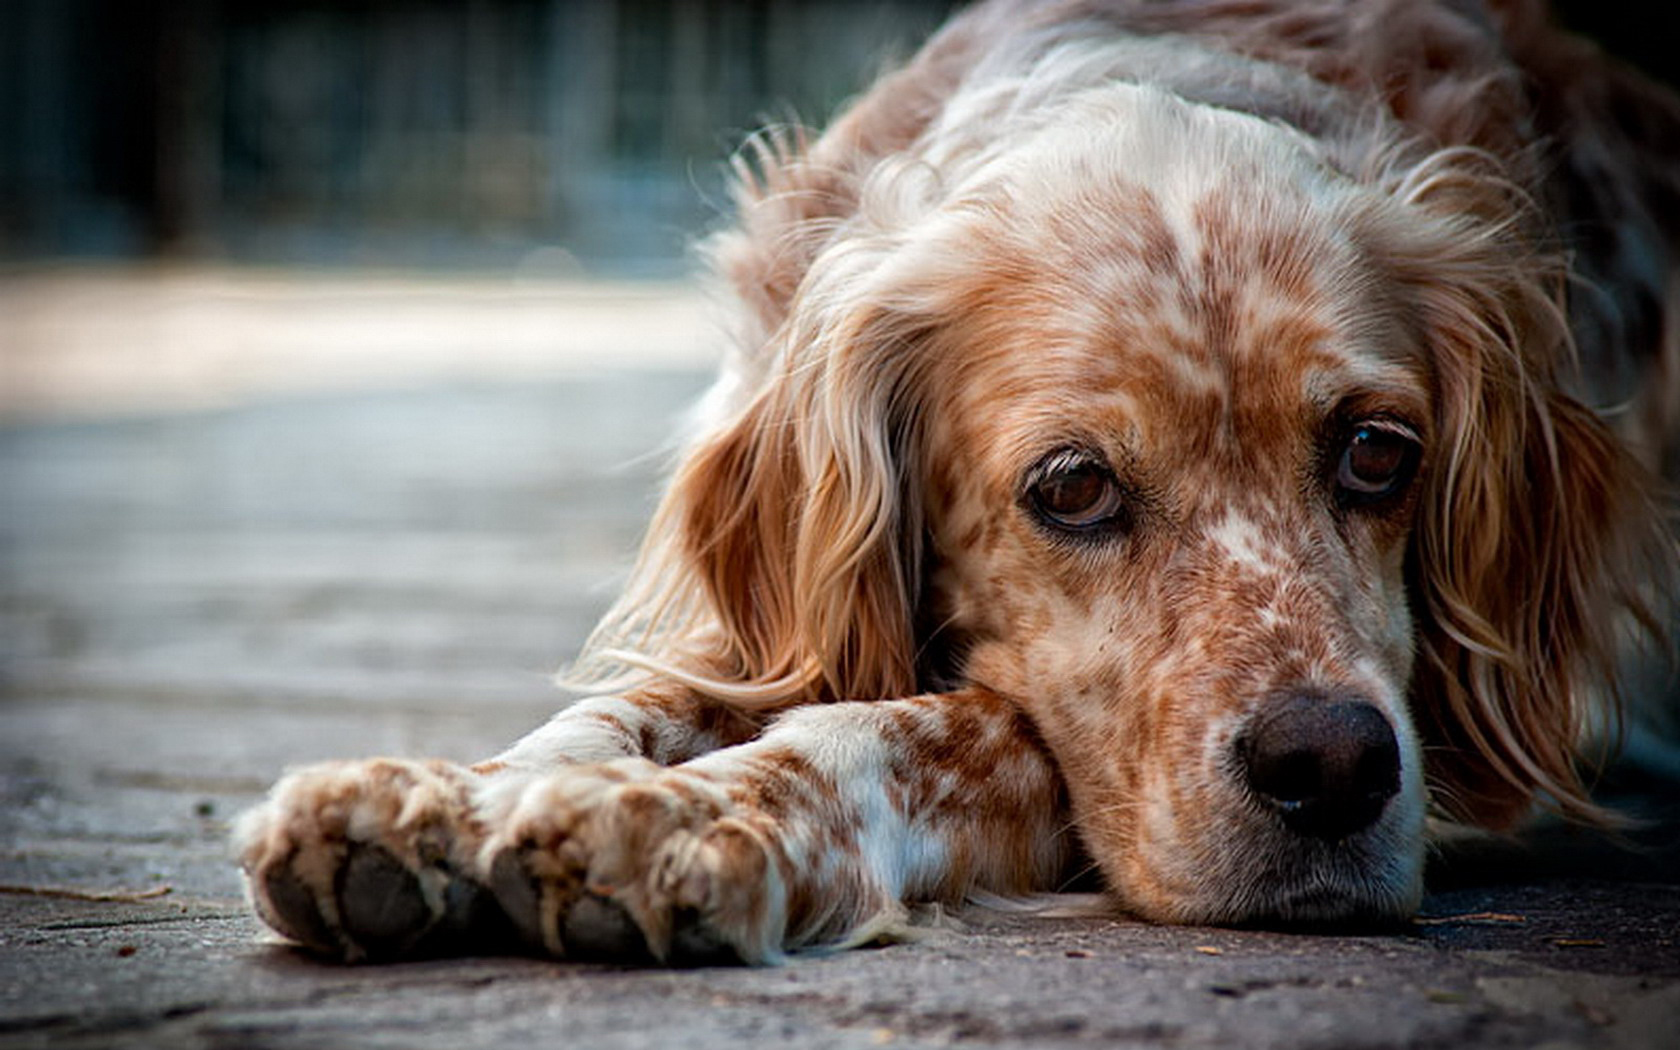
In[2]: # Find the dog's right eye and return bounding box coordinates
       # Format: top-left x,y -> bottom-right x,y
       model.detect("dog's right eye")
1024,451 -> 1129,534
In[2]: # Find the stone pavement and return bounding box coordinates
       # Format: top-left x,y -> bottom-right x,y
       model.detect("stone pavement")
1,268 -> 1677,1049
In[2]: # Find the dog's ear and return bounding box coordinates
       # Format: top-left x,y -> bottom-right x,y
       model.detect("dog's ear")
1385,204 -> 1666,829
670,306 -> 926,707
1410,370 -> 1654,828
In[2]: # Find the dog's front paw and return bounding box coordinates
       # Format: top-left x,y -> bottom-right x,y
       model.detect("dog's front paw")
480,759 -> 788,965
234,758 -> 510,961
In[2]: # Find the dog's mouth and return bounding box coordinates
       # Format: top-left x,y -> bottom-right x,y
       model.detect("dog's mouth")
1229,898 -> 1416,934
1107,825 -> 1426,930
1085,702 -> 1428,930
1230,835 -> 1425,928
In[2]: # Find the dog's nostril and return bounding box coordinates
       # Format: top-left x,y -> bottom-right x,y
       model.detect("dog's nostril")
1238,695 -> 1400,841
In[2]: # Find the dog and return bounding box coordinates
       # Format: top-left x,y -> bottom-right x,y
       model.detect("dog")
236,0 -> 1678,965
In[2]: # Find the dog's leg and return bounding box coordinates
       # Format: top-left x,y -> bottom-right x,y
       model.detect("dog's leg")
234,685 -> 760,960
477,684 -> 764,770
479,687 -> 1073,964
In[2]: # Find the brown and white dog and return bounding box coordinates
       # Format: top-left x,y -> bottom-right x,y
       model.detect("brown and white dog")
237,0 -> 1679,964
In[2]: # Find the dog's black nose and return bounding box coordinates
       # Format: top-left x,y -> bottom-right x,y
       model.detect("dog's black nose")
1237,693 -> 1401,841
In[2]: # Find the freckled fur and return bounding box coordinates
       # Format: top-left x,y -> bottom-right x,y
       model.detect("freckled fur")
237,0 -> 1676,963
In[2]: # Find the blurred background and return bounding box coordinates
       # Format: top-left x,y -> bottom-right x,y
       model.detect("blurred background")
0,1 -> 1673,901
1,0 -> 961,272
0,0 -> 1671,275
1,0 -> 962,421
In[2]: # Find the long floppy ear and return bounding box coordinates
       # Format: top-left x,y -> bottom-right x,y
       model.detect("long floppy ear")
1373,166 -> 1668,829
656,304 -> 928,708
1411,365 -> 1657,828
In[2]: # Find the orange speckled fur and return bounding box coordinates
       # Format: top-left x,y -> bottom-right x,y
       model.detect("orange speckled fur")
237,0 -> 1677,964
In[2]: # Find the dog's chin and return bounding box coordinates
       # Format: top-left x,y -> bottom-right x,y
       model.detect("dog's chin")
1213,864 -> 1424,933
1114,821 -> 1427,932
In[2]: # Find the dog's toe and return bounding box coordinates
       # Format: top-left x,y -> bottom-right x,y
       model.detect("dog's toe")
562,893 -> 654,962
337,843 -> 434,956
668,908 -> 743,967
484,846 -> 547,949
259,861 -> 340,954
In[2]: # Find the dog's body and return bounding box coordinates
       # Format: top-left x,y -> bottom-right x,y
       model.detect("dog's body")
237,0 -> 1678,964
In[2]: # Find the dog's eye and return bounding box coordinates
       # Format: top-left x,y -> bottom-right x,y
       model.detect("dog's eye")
1335,423 -> 1420,506
1026,453 -> 1128,532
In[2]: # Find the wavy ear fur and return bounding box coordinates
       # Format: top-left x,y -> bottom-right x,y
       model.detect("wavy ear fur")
1360,152 -> 1670,829
678,336 -> 925,706
575,286 -> 931,710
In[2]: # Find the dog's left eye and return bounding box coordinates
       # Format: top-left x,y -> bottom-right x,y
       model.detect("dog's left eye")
1025,452 -> 1128,532
1335,422 -> 1420,506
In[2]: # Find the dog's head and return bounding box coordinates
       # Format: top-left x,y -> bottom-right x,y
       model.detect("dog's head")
608,84 -> 1658,925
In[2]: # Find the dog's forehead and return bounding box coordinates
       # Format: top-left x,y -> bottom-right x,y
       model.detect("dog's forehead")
929,165 -> 1424,473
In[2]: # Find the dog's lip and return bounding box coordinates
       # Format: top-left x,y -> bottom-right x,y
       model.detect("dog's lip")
1229,902 -> 1414,933
1110,832 -> 1422,928
1121,867 -> 1417,929
1126,812 -> 1424,927
1200,866 -> 1419,929
1243,839 -> 1424,925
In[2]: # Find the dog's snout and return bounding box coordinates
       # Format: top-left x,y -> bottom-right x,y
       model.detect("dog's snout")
1237,694 -> 1401,841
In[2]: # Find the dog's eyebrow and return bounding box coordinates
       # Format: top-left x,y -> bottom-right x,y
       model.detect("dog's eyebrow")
1301,366 -> 1431,427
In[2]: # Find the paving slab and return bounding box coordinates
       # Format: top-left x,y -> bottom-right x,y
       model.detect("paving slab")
3,886 -> 1678,1050
2,270 -> 1677,1049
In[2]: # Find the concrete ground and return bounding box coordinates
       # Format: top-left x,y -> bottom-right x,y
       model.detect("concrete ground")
2,267 -> 1677,1050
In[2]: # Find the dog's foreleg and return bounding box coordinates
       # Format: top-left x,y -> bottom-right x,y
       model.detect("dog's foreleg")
479,686 -> 1074,963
